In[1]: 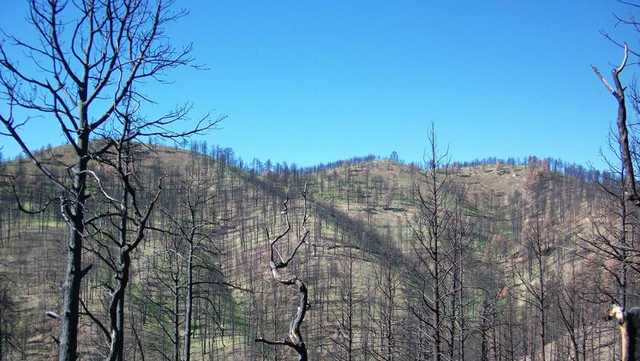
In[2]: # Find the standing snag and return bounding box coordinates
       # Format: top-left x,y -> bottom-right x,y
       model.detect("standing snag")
256,185 -> 311,361
593,43 -> 638,206
0,1 -> 217,359
594,41 -> 640,361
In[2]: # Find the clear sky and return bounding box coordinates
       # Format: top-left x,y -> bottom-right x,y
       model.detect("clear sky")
0,1 -> 637,169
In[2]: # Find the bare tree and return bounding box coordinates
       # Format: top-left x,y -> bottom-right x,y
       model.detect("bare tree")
255,185 -> 311,361
512,213 -> 551,361
557,258 -> 588,361
160,167 -> 231,361
328,245 -> 359,361
81,139 -> 161,361
406,125 -> 464,361
593,23 -> 640,361
369,255 -> 401,361
0,1 -> 217,359
0,277 -> 17,361
579,158 -> 640,308
593,44 -> 637,206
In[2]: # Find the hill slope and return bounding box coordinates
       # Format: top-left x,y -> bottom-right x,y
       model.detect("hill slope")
0,144 -> 620,361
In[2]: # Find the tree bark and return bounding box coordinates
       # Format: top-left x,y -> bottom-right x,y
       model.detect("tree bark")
59,129 -> 89,361
183,243 -> 194,361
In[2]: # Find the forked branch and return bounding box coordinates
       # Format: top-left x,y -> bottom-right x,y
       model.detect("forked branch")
593,43 -> 640,207
256,184 -> 310,361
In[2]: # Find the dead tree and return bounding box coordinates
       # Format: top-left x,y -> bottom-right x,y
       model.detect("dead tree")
0,1 -> 215,359
513,223 -> 550,361
593,44 -> 637,206
557,259 -> 586,361
328,244 -> 358,361
81,141 -> 161,361
159,169 -> 228,361
255,185 -> 311,361
578,158 -> 640,309
82,89 -> 217,360
0,278 -> 16,361
406,125 -> 459,361
593,43 -> 640,361
370,255 -> 401,361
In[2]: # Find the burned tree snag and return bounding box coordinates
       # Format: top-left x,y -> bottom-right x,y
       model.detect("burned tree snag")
256,185 -> 311,361
593,44 -> 639,206
594,43 -> 640,361
0,1 -> 217,359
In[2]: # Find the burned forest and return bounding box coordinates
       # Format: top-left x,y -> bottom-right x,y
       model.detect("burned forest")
3,1 -> 640,361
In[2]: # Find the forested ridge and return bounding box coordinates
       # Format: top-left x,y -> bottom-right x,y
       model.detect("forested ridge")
0,141 -> 631,361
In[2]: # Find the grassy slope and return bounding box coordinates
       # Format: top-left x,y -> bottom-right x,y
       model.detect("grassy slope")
0,145 -> 602,360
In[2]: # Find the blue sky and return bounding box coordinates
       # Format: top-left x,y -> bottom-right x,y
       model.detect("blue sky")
0,1 -> 637,168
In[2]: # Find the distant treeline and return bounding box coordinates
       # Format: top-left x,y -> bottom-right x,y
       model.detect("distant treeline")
0,140 -> 613,186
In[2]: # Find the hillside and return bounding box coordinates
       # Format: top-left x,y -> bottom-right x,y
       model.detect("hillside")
0,144 -> 621,361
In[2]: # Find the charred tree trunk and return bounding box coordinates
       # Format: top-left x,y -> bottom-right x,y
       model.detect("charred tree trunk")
106,252 -> 130,361
59,130 -> 90,361
594,44 -> 638,206
183,242 -> 194,361
256,187 -> 311,361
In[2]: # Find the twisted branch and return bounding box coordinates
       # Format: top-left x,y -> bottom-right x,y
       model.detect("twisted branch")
256,184 -> 310,361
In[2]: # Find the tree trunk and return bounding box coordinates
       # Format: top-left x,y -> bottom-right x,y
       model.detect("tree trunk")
175,277 -> 181,361
59,129 -> 89,361
183,243 -> 194,361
